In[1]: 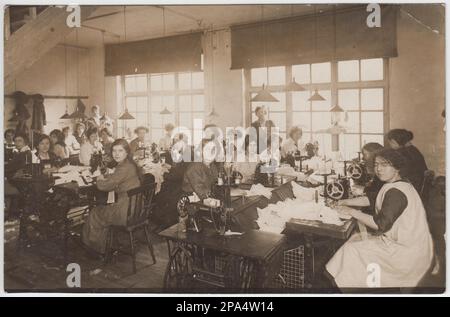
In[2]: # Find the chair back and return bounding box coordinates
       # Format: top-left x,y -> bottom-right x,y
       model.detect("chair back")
126,182 -> 157,227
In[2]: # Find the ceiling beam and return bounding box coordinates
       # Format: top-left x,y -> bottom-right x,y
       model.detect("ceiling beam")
4,6 -> 98,88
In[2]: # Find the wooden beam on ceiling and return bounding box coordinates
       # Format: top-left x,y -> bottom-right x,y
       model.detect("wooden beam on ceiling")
4,6 -> 98,88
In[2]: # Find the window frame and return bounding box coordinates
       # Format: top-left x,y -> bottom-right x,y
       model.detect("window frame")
117,71 -> 205,141
244,58 -> 390,157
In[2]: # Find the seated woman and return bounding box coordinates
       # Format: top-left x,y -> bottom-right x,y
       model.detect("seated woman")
79,128 -> 103,166
63,126 -> 80,155
281,126 -> 305,166
73,122 -> 86,145
129,126 -> 149,155
182,139 -> 219,200
50,129 -> 69,159
326,149 -> 433,288
359,142 -> 385,214
82,139 -> 142,255
100,127 -> 115,155
6,133 -> 32,179
4,129 -> 16,162
387,129 -> 428,193
233,135 -> 259,183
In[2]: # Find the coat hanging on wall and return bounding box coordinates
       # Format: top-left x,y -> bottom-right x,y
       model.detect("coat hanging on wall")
31,94 -> 47,132
10,91 -> 31,135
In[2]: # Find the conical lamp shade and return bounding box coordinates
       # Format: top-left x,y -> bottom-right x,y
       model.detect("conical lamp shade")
160,107 -> 172,115
251,84 -> 279,102
60,110 -> 71,119
330,105 -> 344,113
208,107 -> 219,117
308,89 -> 326,101
118,108 -> 135,120
286,78 -> 306,91
100,112 -> 111,121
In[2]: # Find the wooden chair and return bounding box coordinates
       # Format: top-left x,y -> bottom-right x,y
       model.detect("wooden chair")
104,182 -> 157,273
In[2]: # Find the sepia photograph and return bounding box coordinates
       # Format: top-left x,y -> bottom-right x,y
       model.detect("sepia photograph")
0,1 -> 447,297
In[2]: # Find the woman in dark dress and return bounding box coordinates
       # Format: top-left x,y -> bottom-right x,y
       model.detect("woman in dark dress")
82,139 -> 142,254
387,129 -> 428,193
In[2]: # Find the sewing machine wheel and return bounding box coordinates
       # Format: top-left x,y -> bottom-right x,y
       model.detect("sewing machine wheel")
347,163 -> 363,180
177,195 -> 190,217
326,182 -> 345,200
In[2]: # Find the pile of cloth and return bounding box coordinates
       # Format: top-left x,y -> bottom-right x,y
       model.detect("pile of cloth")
53,165 -> 92,187
256,182 -> 346,233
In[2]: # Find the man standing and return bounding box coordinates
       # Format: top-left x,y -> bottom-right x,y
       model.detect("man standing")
86,105 -> 102,131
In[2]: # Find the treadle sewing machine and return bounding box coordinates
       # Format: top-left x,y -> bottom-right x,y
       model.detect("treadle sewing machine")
320,152 -> 369,201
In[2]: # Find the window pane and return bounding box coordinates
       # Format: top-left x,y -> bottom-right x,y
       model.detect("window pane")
193,112 -> 204,122
311,90 -> 331,111
311,62 -> 331,83
136,97 -> 148,112
361,58 -> 383,81
136,76 -> 147,91
293,112 -> 311,131
312,112 -> 332,132
292,91 -> 311,111
313,133 -> 331,157
251,68 -> 267,87
163,96 -> 176,112
125,76 -> 136,92
152,129 -> 164,142
151,113 -> 163,128
179,95 -> 191,112
152,96 -> 163,112
343,134 -> 361,160
343,112 -> 359,133
136,114 -> 148,126
269,112 -> 286,132
362,134 -> 384,146
270,93 -> 286,112
268,66 -> 285,86
192,72 -> 204,89
361,88 -> 383,110
338,60 -> 359,82
361,112 -> 384,133
126,97 -> 137,113
162,74 -> 175,90
302,132 -> 312,143
292,64 -> 310,84
150,75 -> 162,91
338,89 -> 359,111
180,112 -> 193,129
178,73 -> 191,90
192,95 -> 205,111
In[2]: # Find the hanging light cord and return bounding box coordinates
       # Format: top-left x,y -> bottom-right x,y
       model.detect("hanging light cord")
210,26 -> 215,114
262,5 -> 269,86
123,6 -> 127,41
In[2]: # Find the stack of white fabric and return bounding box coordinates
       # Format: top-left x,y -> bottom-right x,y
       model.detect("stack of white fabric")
277,165 -> 308,182
247,184 -> 273,199
256,183 -> 346,233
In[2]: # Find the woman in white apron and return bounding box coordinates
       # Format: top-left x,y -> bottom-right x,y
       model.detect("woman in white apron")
326,149 -> 433,289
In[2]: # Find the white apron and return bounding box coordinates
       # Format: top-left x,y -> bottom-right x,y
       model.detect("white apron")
326,181 -> 433,288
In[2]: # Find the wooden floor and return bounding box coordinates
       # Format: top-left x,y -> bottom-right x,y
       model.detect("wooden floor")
4,218 -> 170,292
4,217 -> 446,294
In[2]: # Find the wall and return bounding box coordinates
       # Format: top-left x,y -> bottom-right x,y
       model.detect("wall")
389,11 -> 445,175
202,30 -> 244,131
3,44 -> 91,134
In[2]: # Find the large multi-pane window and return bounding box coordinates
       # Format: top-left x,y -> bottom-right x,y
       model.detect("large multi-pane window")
246,58 -> 387,159
117,72 -> 205,143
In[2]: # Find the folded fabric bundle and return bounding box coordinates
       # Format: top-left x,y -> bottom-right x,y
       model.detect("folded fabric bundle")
291,181 -> 316,201
247,183 -> 273,199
